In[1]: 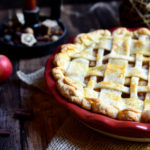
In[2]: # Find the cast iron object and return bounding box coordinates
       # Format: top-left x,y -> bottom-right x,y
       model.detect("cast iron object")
23,7 -> 40,27
0,17 -> 67,58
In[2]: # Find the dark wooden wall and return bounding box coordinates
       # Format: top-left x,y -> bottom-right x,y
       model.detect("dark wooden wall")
0,0 -> 121,9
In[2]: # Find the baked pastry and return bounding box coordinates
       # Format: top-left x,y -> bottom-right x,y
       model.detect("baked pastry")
52,27 -> 150,122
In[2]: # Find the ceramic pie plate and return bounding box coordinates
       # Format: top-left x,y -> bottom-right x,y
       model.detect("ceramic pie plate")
44,27 -> 150,142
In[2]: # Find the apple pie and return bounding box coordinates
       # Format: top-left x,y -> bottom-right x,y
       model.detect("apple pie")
52,27 -> 150,122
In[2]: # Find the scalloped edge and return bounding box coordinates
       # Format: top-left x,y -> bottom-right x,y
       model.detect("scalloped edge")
45,27 -> 150,140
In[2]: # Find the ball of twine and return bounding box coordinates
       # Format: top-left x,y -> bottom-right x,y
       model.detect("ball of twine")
120,0 -> 150,28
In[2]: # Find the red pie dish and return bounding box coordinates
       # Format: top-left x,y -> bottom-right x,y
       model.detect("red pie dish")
45,27 -> 150,142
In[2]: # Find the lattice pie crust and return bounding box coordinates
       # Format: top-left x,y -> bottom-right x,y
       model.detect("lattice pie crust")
52,28 -> 150,122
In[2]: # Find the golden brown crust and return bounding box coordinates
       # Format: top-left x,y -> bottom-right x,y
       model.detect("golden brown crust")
61,43 -> 83,56
75,30 -> 111,45
56,77 -> 85,105
63,77 -> 78,90
53,52 -> 70,69
81,98 -> 91,110
141,110 -> 150,123
89,29 -> 111,38
52,28 -> 150,122
92,102 -> 118,119
117,109 -> 139,122
134,28 -> 150,37
52,67 -> 64,80
112,28 -> 133,36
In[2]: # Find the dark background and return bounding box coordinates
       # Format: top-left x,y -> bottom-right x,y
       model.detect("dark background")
0,0 -> 121,9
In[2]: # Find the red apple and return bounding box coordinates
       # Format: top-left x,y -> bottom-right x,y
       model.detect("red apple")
0,55 -> 13,82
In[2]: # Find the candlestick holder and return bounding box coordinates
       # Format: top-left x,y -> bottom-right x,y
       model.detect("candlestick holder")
0,0 -> 66,59
23,7 -> 39,27
0,16 -> 66,58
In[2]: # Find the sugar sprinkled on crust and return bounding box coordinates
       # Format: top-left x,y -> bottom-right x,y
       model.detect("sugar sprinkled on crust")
52,28 -> 150,122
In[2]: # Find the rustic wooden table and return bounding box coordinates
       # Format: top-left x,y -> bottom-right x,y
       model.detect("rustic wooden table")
0,2 -> 120,150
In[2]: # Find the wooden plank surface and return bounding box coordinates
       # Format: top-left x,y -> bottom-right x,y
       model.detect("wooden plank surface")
19,56 -> 69,150
0,60 -> 21,150
0,2 -> 120,150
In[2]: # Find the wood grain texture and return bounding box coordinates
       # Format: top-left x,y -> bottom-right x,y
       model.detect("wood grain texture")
0,2 -> 120,150
19,56 -> 69,150
0,60 -> 21,150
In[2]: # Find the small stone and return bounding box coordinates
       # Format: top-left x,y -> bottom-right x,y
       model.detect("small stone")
13,12 -> 25,26
55,29 -> 63,35
8,41 -> 14,46
24,27 -> 34,34
4,34 -> 12,42
7,29 -> 14,35
37,35 -> 49,41
16,27 -> 22,32
21,33 -> 37,47
16,12 -> 25,25
41,19 -> 58,28
40,19 -> 59,35
51,35 -> 59,41
40,26 -> 51,35
4,29 -> 9,34
7,21 -> 13,28
15,31 -> 22,38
